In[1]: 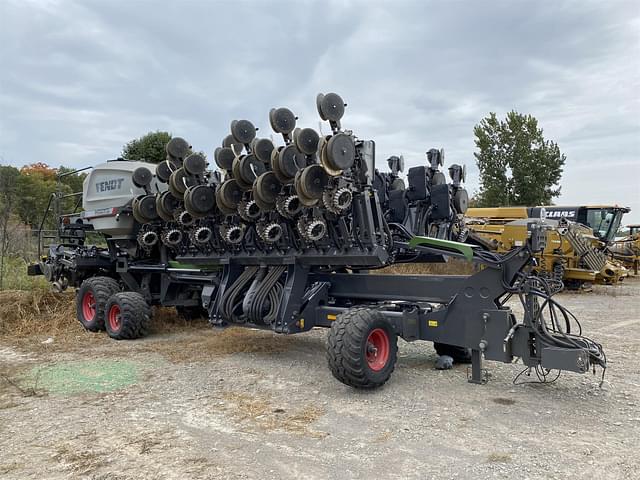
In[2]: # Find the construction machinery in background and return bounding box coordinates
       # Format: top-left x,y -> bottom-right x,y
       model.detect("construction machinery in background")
610,224 -> 640,275
28,93 -> 606,390
466,205 -> 630,290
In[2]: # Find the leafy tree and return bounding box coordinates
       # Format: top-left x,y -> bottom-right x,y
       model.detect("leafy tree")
122,131 -> 172,164
0,166 -> 20,288
57,166 -> 88,194
473,111 -> 565,207
20,162 -> 57,180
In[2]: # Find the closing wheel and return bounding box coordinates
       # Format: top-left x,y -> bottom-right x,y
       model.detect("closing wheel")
294,127 -> 320,155
156,161 -> 172,183
327,307 -> 398,389
184,185 -> 215,216
156,191 -> 180,222
166,137 -> 190,159
453,189 -> 469,214
76,277 -> 120,332
217,179 -> 243,211
132,167 -> 152,188
215,146 -> 236,170
279,144 -> 306,179
319,92 -> 345,122
252,138 -> 275,163
183,153 -> 207,176
230,119 -> 256,145
433,343 -> 472,363
326,133 -> 355,170
168,167 -> 195,198
223,134 -> 244,154
297,164 -> 328,200
104,292 -> 151,340
133,194 -> 158,223
269,107 -> 296,134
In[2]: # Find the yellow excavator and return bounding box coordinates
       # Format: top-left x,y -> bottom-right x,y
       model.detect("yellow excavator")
609,224 -> 640,275
466,205 -> 630,289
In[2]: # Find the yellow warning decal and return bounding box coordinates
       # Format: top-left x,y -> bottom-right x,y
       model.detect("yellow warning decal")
300,319 -> 304,329
428,320 -> 438,327
327,314 -> 337,321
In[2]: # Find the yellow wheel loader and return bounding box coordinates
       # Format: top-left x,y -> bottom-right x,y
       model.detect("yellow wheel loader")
466,205 -> 630,290
609,224 -> 640,275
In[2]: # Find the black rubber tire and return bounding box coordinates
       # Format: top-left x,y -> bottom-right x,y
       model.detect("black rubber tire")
104,292 -> 151,340
327,307 -> 398,389
433,342 -> 472,363
76,277 -> 120,332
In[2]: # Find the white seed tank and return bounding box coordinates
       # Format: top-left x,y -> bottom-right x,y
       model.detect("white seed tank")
82,160 -> 165,237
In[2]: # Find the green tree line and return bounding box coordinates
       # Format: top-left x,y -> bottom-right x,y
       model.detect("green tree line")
0,163 -> 88,230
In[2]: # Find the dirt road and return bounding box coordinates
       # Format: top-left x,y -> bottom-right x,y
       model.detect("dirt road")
1,278 -> 639,479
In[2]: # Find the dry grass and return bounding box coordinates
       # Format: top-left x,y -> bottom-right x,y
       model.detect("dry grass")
53,442 -> 107,475
376,258 -> 478,276
150,306 -> 209,334
486,452 -> 512,463
221,390 -> 326,437
0,290 -> 206,340
0,289 -> 77,338
144,327 -> 294,363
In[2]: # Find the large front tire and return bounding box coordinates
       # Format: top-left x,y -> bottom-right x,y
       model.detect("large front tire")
105,292 -> 151,340
76,277 -> 120,332
327,307 -> 398,389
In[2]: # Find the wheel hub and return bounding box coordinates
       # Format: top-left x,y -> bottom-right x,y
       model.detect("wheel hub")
82,292 -> 96,322
365,328 -> 390,371
108,305 -> 122,331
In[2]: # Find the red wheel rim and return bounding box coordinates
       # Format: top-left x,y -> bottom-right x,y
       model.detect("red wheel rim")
82,292 -> 96,322
365,328 -> 390,371
108,304 -> 121,331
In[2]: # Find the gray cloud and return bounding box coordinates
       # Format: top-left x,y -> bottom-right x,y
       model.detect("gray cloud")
1,0 -> 638,221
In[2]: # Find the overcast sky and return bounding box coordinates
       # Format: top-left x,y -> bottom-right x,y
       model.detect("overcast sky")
1,0 -> 639,222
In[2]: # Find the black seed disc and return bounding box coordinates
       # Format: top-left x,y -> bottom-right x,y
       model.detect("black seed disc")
299,165 -> 328,199
183,153 -> 207,176
239,154 -> 266,184
254,172 -> 282,204
295,128 -> 320,155
270,147 -> 291,184
252,138 -> 274,163
169,168 -> 189,195
138,194 -> 158,219
231,157 -> 252,190
215,147 -> 236,170
320,92 -> 345,122
223,134 -> 244,154
454,189 -> 469,214
166,137 -> 190,159
326,133 -> 355,170
218,179 -> 243,209
231,119 -> 256,145
132,196 -> 147,224
156,162 -> 172,183
156,191 -> 180,221
187,185 -> 215,214
279,144 -> 306,178
132,167 -> 152,188
316,93 -> 327,120
269,107 -> 296,134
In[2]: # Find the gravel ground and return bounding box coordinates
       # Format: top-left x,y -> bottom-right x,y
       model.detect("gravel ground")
1,277 -> 639,480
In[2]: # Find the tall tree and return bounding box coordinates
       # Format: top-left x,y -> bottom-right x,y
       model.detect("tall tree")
0,166 -> 20,289
122,131 -> 172,164
473,111 -> 565,207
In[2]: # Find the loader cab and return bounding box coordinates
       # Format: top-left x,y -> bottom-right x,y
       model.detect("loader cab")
539,205 -> 630,244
